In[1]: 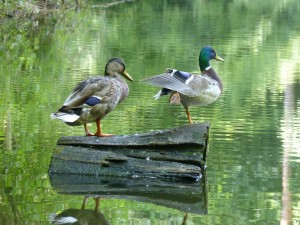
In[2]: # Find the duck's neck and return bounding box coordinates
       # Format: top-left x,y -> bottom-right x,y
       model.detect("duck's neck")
201,65 -> 211,72
202,67 -> 223,92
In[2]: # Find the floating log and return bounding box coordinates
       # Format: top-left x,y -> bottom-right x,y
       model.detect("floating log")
48,123 -> 209,181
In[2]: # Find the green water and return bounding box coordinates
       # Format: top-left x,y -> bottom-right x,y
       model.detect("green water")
1,0 -> 300,224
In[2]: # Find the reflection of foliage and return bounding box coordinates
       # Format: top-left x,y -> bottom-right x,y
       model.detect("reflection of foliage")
0,0 -> 80,20
0,187 -> 23,225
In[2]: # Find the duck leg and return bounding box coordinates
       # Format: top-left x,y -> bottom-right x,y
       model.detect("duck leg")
94,197 -> 100,212
95,118 -> 113,137
84,119 -> 113,137
81,196 -> 89,209
81,196 -> 101,211
184,107 -> 193,124
84,124 -> 94,136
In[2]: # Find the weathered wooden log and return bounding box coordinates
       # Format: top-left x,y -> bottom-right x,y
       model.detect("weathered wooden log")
49,173 -> 208,215
49,123 -> 209,180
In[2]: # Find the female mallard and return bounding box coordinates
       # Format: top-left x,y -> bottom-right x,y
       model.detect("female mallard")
51,58 -> 133,137
142,46 -> 224,124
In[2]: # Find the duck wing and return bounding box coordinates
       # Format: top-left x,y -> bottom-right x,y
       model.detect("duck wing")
51,76 -> 110,123
63,76 -> 109,108
142,69 -> 211,97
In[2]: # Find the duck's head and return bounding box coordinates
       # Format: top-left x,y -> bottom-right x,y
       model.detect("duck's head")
105,58 -> 133,82
199,46 -> 224,72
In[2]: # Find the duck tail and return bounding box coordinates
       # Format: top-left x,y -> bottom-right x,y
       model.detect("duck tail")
50,112 -> 80,123
48,212 -> 78,224
153,88 -> 172,100
153,90 -> 163,100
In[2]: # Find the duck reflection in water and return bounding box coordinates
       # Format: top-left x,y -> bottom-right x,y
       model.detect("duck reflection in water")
49,196 -> 110,225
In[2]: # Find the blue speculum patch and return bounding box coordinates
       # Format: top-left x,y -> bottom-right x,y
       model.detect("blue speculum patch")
173,70 -> 192,83
85,96 -> 101,106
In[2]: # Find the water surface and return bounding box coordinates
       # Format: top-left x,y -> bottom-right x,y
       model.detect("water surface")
1,0 -> 300,224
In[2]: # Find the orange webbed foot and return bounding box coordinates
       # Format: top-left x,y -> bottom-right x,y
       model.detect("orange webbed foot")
95,133 -> 114,137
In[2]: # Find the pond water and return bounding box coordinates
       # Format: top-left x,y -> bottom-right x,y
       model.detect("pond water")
1,0 -> 300,224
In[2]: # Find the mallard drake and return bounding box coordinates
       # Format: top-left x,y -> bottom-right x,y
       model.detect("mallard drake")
142,46 -> 224,124
51,58 -> 133,137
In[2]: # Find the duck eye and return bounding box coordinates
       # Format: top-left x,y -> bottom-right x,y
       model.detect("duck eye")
210,49 -> 216,57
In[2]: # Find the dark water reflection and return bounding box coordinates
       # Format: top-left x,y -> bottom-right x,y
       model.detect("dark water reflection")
1,0 -> 300,224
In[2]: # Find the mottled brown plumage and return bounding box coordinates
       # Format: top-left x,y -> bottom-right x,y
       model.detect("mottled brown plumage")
51,58 -> 133,137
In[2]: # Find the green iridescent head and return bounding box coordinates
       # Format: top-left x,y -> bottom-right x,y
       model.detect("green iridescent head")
199,46 -> 224,71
